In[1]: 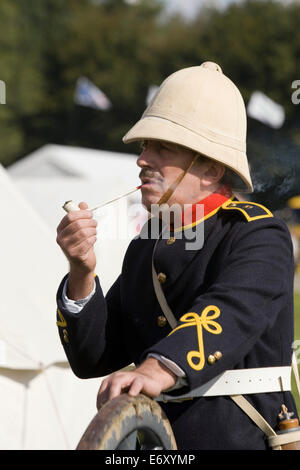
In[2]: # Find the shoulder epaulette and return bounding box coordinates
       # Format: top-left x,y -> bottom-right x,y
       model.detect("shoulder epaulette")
221,200 -> 273,222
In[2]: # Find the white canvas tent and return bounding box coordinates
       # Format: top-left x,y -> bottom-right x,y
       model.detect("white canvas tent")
1,144 -> 148,449
0,164 -> 102,449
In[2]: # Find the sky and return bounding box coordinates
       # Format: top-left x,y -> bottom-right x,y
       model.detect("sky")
164,0 -> 243,19
163,0 -> 296,19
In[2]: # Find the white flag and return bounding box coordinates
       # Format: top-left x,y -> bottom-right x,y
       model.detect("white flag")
74,77 -> 112,110
247,91 -> 285,129
146,85 -> 159,106
0,80 -> 5,104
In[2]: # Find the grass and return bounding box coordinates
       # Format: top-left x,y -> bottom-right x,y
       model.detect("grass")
293,293 -> 300,414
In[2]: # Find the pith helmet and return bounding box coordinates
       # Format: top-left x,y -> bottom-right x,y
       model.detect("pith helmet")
123,62 -> 253,193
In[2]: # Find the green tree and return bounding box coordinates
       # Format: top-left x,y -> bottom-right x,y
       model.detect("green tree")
55,0 -> 164,153
0,0 -> 68,165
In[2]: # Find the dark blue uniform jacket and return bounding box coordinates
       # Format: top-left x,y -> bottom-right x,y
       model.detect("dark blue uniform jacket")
56,198 -> 298,450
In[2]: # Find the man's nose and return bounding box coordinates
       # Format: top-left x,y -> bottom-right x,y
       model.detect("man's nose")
136,148 -> 154,169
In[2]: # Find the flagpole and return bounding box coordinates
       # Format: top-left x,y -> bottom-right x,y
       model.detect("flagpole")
66,104 -> 80,145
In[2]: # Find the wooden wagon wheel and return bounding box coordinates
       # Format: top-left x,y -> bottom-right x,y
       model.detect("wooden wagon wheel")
76,393 -> 177,450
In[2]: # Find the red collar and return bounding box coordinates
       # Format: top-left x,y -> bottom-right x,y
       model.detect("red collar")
175,185 -> 233,230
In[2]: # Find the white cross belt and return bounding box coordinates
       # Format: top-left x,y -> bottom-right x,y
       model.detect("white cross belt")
157,366 -> 291,403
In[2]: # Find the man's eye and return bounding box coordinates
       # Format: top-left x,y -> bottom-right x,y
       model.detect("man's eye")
160,142 -> 170,151
140,140 -> 148,150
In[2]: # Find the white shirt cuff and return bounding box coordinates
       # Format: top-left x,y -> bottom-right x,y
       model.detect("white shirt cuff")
62,277 -> 96,314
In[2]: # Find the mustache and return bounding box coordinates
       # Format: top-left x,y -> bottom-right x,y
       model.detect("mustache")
139,168 -> 163,180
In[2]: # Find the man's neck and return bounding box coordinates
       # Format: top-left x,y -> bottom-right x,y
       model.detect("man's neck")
157,184 -> 232,229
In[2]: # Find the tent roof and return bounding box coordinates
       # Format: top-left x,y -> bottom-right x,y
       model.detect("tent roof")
8,143 -> 139,182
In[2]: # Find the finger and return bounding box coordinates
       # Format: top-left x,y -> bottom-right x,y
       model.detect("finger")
69,236 -> 97,258
79,201 -> 89,210
128,376 -> 144,397
57,209 -> 93,233
57,219 -> 97,246
106,373 -> 135,401
108,381 -> 125,401
63,236 -> 97,263
97,383 -> 121,410
62,226 -> 98,249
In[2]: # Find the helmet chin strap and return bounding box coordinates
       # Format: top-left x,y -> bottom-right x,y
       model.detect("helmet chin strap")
157,153 -> 200,206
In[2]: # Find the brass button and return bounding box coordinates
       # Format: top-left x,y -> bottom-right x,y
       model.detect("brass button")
207,354 -> 216,365
166,237 -> 176,246
157,272 -> 167,284
229,203 -> 237,207
244,204 -> 253,209
213,351 -> 223,361
157,315 -> 167,327
63,329 -> 69,343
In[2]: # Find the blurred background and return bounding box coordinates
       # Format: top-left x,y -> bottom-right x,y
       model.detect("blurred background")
0,0 -> 300,450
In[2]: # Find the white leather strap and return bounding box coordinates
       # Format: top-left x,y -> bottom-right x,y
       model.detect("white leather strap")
292,352 -> 300,398
157,366 -> 291,402
268,430 -> 300,449
230,394 -> 277,437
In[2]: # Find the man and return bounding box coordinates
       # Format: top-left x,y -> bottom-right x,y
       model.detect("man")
56,62 -> 298,449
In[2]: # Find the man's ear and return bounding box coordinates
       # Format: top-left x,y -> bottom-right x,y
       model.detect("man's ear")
201,162 -> 225,185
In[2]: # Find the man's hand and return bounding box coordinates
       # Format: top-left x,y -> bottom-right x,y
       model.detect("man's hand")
96,357 -> 177,410
56,202 -> 98,299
